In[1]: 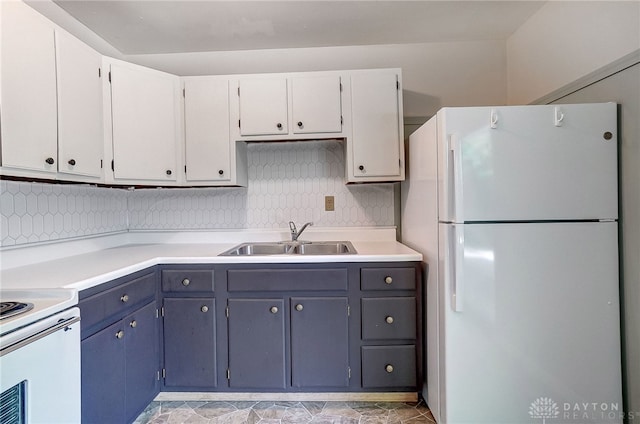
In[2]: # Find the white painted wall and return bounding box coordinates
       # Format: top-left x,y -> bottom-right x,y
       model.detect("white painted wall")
123,40 -> 507,118
507,1 -> 640,105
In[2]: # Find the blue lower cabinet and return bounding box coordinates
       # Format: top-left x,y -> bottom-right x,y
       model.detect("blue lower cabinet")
227,298 -> 286,389
163,298 -> 217,388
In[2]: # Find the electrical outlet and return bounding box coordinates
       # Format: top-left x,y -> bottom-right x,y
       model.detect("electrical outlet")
325,196 -> 335,211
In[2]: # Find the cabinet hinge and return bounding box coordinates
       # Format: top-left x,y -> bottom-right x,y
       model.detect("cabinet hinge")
226,369 -> 230,379
341,116 -> 343,126
111,160 -> 114,171
347,305 -> 350,316
348,367 -> 351,379
100,160 -> 103,169
225,306 -> 229,318
162,369 -> 166,379
98,68 -> 101,78
237,87 -> 240,96
340,82 -> 343,92
156,370 -> 161,381
184,165 -> 187,173
396,80 -> 399,90
238,119 -> 241,128
108,71 -> 111,83
161,306 -> 165,317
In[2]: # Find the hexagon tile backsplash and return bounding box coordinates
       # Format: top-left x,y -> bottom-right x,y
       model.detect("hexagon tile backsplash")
1,141 -> 395,247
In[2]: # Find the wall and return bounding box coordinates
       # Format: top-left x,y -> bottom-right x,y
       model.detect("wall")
549,63 -> 640,423
507,1 -> 640,105
1,141 -> 394,247
124,40 -> 507,119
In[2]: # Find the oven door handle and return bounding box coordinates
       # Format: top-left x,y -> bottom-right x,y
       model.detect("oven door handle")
0,315 -> 80,357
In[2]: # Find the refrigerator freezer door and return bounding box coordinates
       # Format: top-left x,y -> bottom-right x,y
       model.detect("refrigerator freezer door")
439,221 -> 622,424
437,103 -> 618,223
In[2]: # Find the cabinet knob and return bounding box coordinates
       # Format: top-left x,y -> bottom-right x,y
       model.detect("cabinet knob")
166,169 -> 172,176
270,306 -> 278,314
129,320 -> 137,328
384,276 -> 393,285
276,123 -> 283,130
201,305 -> 209,313
297,121 -> 303,128
385,364 -> 394,373
115,330 -> 124,339
68,159 -> 76,166
295,304 -> 304,312
182,278 -> 190,286
45,157 -> 55,165
121,294 -> 129,302
385,316 -> 394,324
358,165 -> 365,172
218,169 -> 224,175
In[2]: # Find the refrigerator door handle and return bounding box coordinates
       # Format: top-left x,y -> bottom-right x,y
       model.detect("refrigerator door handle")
447,134 -> 464,222
449,225 -> 465,312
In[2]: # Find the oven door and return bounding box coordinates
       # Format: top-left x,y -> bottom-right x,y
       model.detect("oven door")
0,307 -> 81,424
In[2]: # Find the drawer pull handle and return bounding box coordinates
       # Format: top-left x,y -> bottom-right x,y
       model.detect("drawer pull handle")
201,305 -> 209,313
270,306 -> 278,314
129,320 -> 137,328
295,304 -> 304,312
385,364 -> 394,373
384,276 -> 393,285
385,316 -> 394,324
121,294 -> 129,302
182,278 -> 190,286
115,330 -> 124,339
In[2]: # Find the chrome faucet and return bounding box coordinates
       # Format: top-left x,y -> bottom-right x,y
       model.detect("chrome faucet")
289,221 -> 313,241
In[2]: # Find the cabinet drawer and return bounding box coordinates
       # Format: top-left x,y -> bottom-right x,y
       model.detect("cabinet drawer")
361,268 -> 415,291
361,297 -> 416,340
361,345 -> 416,388
162,269 -> 214,292
227,268 -> 347,292
80,272 -> 156,334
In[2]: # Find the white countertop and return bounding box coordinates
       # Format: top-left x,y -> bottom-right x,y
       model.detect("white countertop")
0,228 -> 422,292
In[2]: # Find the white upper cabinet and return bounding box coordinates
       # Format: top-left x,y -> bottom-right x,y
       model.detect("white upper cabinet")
183,77 -> 246,186
291,75 -> 342,134
108,60 -> 180,184
238,77 -> 289,136
348,70 -> 404,182
0,1 -> 58,175
56,30 -> 103,179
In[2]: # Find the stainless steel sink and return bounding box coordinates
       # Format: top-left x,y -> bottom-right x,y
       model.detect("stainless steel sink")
219,241 -> 357,256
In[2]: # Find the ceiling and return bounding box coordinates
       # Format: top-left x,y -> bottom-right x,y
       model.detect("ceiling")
51,1 -> 546,55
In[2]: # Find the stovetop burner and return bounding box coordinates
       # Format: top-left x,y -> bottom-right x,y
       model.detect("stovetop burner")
0,302 -> 35,320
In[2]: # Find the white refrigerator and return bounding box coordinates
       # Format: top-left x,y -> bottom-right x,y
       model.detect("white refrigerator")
401,103 -> 623,424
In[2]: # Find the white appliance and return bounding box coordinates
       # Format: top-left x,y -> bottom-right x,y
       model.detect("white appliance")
401,103 -> 623,424
0,289 -> 81,424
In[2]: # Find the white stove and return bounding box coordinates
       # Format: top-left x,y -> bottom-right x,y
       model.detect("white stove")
0,289 -> 77,336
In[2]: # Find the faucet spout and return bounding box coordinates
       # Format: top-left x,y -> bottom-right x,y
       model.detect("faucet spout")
289,221 -> 313,241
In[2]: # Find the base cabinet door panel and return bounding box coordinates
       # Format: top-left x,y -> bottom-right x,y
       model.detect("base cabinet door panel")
163,298 -> 216,388
227,298 -> 286,389
290,297 -> 350,388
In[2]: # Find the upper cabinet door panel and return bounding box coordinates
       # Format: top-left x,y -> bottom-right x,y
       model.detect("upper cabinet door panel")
238,77 -> 288,136
184,78 -> 231,182
291,76 -> 342,134
0,1 -> 58,173
56,30 -> 103,178
351,72 -> 402,178
110,62 -> 178,182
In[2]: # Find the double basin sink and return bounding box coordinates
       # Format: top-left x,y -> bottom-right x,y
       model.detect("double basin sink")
220,241 -> 357,256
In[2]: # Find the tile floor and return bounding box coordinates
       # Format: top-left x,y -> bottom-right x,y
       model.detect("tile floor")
134,399 -> 435,424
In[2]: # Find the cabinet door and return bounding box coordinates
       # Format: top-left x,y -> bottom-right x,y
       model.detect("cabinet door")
110,62 -> 178,182
227,299 -> 286,389
291,76 -> 342,134
0,1 -> 58,174
163,298 -> 216,388
351,71 -> 402,178
56,29 -> 103,178
124,302 -> 159,422
238,78 -> 288,136
184,79 -> 231,182
290,297 -> 349,388
81,321 -> 126,424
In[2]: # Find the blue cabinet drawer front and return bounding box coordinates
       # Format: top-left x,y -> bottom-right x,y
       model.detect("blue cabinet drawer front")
361,297 -> 416,340
162,269 -> 214,292
361,345 -> 416,388
361,268 -> 415,291
80,272 -> 156,334
227,268 -> 348,291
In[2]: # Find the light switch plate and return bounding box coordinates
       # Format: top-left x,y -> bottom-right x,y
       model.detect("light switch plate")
325,196 -> 335,211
